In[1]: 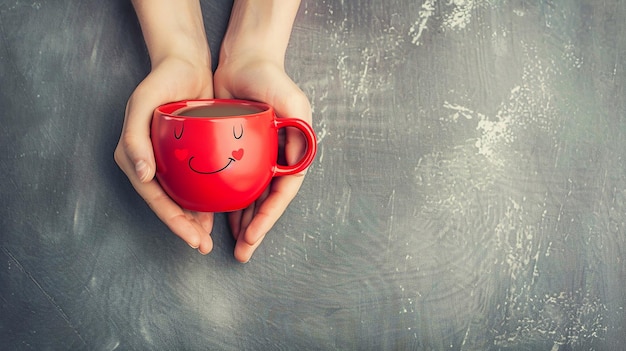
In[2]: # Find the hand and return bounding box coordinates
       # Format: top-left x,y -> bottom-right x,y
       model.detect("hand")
114,55 -> 215,254
214,57 -> 313,262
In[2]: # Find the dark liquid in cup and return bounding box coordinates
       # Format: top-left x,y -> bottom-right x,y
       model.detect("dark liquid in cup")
176,104 -> 264,117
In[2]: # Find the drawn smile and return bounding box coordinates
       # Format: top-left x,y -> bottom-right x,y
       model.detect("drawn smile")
188,156 -> 235,174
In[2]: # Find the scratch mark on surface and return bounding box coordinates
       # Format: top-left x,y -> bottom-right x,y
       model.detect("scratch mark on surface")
1,246 -> 88,346
385,189 -> 397,256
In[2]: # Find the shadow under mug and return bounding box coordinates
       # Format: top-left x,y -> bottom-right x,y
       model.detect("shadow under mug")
151,99 -> 317,212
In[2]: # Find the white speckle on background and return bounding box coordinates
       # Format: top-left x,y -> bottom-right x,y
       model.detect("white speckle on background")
329,16 -> 403,112
443,101 -> 485,121
474,103 -> 516,159
443,0 -> 476,30
408,0 -> 436,46
409,0 -> 492,46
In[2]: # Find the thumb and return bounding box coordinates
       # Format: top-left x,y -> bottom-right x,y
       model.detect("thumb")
120,88 -> 159,183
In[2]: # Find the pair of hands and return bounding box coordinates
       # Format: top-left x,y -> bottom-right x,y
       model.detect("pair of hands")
114,51 -> 312,263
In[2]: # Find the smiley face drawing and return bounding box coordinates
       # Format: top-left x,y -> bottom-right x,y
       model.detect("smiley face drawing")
152,111 -> 278,212
177,121 -> 245,175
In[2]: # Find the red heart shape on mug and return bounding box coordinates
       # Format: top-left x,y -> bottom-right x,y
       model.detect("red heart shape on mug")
175,149 -> 189,161
232,148 -> 244,161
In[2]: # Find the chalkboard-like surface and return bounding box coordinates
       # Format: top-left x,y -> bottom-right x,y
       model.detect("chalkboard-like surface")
2,1 -> 625,349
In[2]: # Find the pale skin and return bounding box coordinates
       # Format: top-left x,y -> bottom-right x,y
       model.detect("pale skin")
114,0 -> 310,263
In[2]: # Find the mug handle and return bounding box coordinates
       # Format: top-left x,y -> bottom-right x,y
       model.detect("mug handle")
274,118 -> 317,176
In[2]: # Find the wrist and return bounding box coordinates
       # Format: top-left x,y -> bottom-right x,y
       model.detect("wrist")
150,38 -> 211,71
219,0 -> 300,67
132,0 -> 210,68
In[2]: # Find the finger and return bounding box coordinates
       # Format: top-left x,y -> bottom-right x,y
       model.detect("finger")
193,211 -> 215,234
196,227 -> 213,254
242,175 -> 304,246
228,185 -> 269,245
198,239 -> 213,255
117,147 -> 206,248
117,132 -> 214,252
119,76 -> 173,181
187,210 -> 214,255
120,90 -> 158,183
184,211 -> 211,250
284,127 -> 310,174
227,200 -> 256,242
228,210 -> 243,241
142,180 -> 205,249
197,228 -> 214,254
240,200 -> 256,230
234,234 -> 264,263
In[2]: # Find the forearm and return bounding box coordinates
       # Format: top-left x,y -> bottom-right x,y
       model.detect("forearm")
131,0 -> 210,67
219,0 -> 301,66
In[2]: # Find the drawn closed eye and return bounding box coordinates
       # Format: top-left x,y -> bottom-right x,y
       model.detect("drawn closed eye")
233,124 -> 243,139
174,123 -> 184,139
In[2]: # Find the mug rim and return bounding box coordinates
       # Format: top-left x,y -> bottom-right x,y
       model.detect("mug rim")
156,99 -> 272,119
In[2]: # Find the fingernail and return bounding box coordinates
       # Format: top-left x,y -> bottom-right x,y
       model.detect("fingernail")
135,160 -> 149,182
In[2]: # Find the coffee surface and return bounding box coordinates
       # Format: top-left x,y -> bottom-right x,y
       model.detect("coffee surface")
176,105 -> 264,117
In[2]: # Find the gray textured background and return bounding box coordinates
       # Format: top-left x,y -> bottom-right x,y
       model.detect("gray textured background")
1,0 -> 625,350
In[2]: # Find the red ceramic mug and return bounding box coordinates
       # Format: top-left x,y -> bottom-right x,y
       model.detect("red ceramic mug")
151,99 -> 317,212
